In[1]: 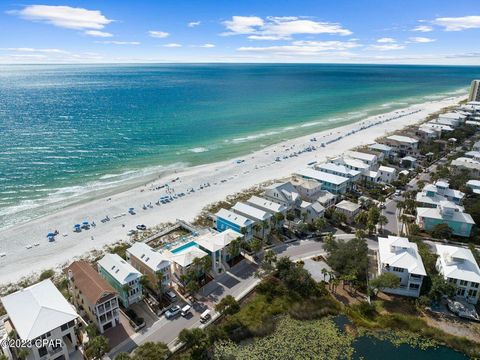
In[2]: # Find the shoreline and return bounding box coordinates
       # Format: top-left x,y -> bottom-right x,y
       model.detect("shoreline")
0,87 -> 467,232
0,93 -> 466,285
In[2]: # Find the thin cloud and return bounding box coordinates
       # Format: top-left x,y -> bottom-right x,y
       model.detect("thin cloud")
163,43 -> 182,47
0,47 -> 70,54
200,44 -> 215,48
95,41 -> 140,45
368,44 -> 405,51
433,15 -> 480,31
222,15 -> 352,40
84,30 -> 113,37
412,25 -> 433,32
188,21 -> 201,27
408,37 -> 436,43
8,5 -> 113,36
149,30 -> 170,38
376,37 -> 396,43
237,40 -> 361,55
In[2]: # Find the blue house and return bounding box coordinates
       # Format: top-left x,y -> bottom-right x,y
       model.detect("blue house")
416,203 -> 475,238
215,208 -> 254,240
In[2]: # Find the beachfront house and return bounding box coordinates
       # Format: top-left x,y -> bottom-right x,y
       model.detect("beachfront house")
315,190 -> 337,209
436,245 -> 480,304
126,242 -> 171,294
416,202 -> 475,238
451,157 -> 480,177
377,236 -> 426,298
246,195 -> 287,227
383,135 -> 419,157
345,150 -> 378,166
417,126 -> 439,140
298,201 -> 325,223
0,280 -> 79,360
289,177 -> 324,202
377,166 -> 397,183
231,202 -> 272,238
294,168 -> 349,194
438,112 -> 466,126
67,261 -> 120,334
97,253 -> 143,308
416,181 -> 464,207
466,180 -> 480,195
316,162 -> 361,185
263,182 -> 301,210
330,156 -> 371,174
193,229 -> 244,274
465,151 -> 480,160
369,143 -> 393,158
335,200 -> 361,223
215,208 -> 254,240
363,170 -> 381,184
165,240 -> 210,282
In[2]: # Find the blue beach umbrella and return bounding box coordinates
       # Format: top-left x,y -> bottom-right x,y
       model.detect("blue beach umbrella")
47,232 -> 55,237
74,224 -> 81,228
82,221 -> 89,225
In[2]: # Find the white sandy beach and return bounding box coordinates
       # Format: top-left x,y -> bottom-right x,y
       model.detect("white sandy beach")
0,94 -> 465,285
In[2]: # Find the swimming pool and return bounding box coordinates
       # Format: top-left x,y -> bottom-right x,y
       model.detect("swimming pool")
170,241 -> 198,254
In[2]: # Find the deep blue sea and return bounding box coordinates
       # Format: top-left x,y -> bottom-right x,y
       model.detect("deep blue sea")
1,64 -> 479,228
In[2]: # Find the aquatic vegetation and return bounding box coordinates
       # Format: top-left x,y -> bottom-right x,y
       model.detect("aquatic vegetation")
213,316 -> 355,360
358,328 -> 438,350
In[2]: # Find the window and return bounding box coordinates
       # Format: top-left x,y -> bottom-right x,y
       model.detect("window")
460,280 -> 468,286
392,267 -> 404,273
61,323 -> 68,331
410,274 -> 421,279
448,278 -> 456,284
472,282 -> 479,289
457,288 -> 466,296
409,283 -> 420,290
38,346 -> 48,357
468,290 -> 478,298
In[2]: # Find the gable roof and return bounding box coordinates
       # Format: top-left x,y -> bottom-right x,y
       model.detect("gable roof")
1,280 -> 78,341
194,229 -> 243,253
126,242 -> 170,272
436,244 -> 480,283
386,135 -> 418,144
98,253 -> 142,285
378,236 -> 426,276
67,261 -> 117,305
232,202 -> 272,222
215,208 -> 254,228
295,168 -> 349,186
246,195 -> 287,213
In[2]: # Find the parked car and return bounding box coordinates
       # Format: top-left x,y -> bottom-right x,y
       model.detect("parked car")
127,229 -> 137,236
200,309 -> 211,323
181,304 -> 192,317
164,290 -> 177,302
378,203 -> 386,209
136,224 -> 147,231
164,305 -> 181,319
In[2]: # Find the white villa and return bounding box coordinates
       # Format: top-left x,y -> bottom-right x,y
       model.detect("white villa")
416,181 -> 465,208
451,157 -> 480,177
232,202 -> 272,238
377,166 -> 397,183
377,236 -> 426,298
335,200 -> 361,222
289,177 -> 324,202
1,280 -> 79,360
466,180 -> 480,194
436,245 -> 480,304
246,195 -> 287,217
345,150 -> 378,166
263,182 -> 301,209
330,156 -> 371,174
299,201 -> 325,223
316,162 -> 361,184
383,135 -> 419,157
294,168 -> 350,194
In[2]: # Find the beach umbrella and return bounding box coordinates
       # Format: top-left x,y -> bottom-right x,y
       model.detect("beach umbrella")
82,221 -> 89,225
74,224 -> 81,228
47,232 -> 55,237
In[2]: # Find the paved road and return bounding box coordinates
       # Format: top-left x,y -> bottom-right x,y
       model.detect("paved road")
382,198 -> 399,235
108,234 -> 378,358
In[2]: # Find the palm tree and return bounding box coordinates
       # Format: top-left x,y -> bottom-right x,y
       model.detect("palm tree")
377,215 -> 388,233
355,211 -> 368,227
355,229 -> 366,240
261,220 -> 269,238
321,267 -> 329,282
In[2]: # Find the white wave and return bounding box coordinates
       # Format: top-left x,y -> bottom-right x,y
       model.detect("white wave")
231,130 -> 281,144
188,147 -> 209,153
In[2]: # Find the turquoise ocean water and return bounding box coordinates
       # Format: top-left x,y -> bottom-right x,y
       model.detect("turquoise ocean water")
1,64 -> 479,228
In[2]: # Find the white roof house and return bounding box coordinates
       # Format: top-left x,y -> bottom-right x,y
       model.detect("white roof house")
369,143 -> 392,153
215,208 -> 254,228
194,229 -> 243,253
424,122 -> 454,132
345,150 -> 378,165
451,157 -> 480,171
378,166 -> 395,174
126,242 -> 170,272
386,135 -> 419,145
330,156 -> 370,173
232,202 -> 273,222
317,162 -> 361,179
295,168 -> 350,186
465,151 -> 480,160
436,245 -> 480,283
1,280 -> 78,341
98,253 -> 142,285
246,195 -> 287,214
167,246 -> 209,268
335,200 -> 361,215
378,236 -> 426,276
263,182 -> 301,207
467,180 -> 480,194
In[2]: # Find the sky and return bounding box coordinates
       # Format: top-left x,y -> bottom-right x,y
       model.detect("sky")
0,0 -> 479,64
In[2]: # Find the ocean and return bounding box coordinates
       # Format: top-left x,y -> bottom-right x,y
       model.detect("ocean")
1,63 -> 479,228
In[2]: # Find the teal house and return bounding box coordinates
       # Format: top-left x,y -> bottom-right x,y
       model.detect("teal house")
97,253 -> 143,308
416,203 -> 475,238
